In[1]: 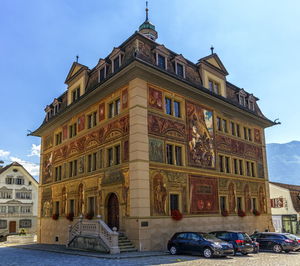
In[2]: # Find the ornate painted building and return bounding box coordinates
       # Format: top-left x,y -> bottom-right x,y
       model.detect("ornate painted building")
0,162 -> 38,236
31,8 -> 275,251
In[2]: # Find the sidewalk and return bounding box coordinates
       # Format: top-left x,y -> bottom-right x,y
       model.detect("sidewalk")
2,243 -> 168,259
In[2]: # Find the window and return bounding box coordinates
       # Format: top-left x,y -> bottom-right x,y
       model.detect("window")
19,219 -> 32,228
99,66 -> 106,82
165,97 -> 181,118
248,100 -> 255,111
170,194 -> 179,212
239,159 -> 244,175
55,201 -> 60,215
107,144 -> 121,167
222,119 -> 228,133
251,162 -> 256,177
157,54 -> 166,69
220,196 -> 226,212
5,177 -> 13,184
69,199 -> 75,214
8,206 -> 19,214
72,87 -> 80,103
107,147 -> 113,167
88,197 -> 95,214
88,152 -> 97,172
176,62 -> 184,78
113,56 -> 121,73
246,161 -> 251,176
16,192 -> 32,199
248,128 -> 252,141
225,156 -> 230,173
15,177 -> 24,185
239,92 -> 246,107
69,160 -> 77,177
55,166 -> 62,181
0,206 -> 6,213
0,220 -> 7,229
237,197 -> 243,211
87,112 -> 97,129
166,144 -> 183,166
165,98 -> 172,115
252,198 -> 257,211
0,191 -> 12,199
217,117 -> 222,131
219,155 -> 230,173
69,123 -> 77,138
115,145 -> 120,165
236,124 -> 241,137
108,98 -> 120,118
233,159 -> 238,174
98,149 -> 103,169
55,132 -> 62,145
208,80 -> 220,94
219,155 -> 224,172
20,206 -> 32,213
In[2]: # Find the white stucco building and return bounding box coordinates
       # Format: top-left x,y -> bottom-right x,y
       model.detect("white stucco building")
0,162 -> 38,236
269,182 -> 300,234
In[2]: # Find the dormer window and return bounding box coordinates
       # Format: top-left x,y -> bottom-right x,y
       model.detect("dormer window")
98,66 -> 107,82
45,105 -> 53,121
208,80 -> 220,94
238,90 -> 247,107
54,104 -> 60,114
157,54 -> 166,69
176,62 -> 185,78
248,95 -> 255,111
112,55 -> 121,73
72,87 -> 80,103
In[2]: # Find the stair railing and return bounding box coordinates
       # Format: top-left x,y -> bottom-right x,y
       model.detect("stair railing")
67,215 -> 120,254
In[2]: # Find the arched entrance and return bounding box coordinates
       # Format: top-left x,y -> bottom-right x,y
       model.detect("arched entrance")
107,193 -> 119,230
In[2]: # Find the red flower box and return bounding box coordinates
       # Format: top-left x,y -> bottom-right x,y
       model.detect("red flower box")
253,210 -> 260,216
85,212 -> 94,220
221,210 -> 229,217
66,212 -> 74,221
52,213 -> 59,220
238,210 -> 246,217
171,209 -> 183,221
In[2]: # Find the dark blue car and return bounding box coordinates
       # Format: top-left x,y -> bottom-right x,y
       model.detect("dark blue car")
167,232 -> 234,258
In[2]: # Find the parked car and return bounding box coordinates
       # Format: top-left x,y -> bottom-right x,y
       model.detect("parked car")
167,232 -> 234,258
287,234 -> 300,251
209,231 -> 255,255
250,232 -> 300,253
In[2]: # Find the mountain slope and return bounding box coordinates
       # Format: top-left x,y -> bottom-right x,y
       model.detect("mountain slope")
266,141 -> 300,185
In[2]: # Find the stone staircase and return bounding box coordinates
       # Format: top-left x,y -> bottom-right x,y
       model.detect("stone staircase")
118,232 -> 137,252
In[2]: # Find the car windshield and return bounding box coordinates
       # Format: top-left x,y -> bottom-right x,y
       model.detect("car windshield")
200,233 -> 220,241
285,234 -> 297,240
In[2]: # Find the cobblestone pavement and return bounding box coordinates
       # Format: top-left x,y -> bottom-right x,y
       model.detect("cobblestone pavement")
1,246 -> 300,266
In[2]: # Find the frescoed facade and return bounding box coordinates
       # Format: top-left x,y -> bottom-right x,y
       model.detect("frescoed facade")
31,9 -> 275,251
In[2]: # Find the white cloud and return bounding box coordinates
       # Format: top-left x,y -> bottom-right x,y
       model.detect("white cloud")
9,156 -> 40,178
27,144 -> 41,157
0,149 -> 10,158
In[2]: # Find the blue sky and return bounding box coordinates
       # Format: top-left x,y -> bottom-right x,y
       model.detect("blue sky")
0,0 -> 299,178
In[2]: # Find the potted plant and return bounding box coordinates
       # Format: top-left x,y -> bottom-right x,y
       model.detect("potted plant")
52,213 -> 59,220
66,212 -> 74,221
238,210 -> 246,217
171,209 -> 183,221
221,210 -> 229,217
253,209 -> 260,216
85,212 -> 94,220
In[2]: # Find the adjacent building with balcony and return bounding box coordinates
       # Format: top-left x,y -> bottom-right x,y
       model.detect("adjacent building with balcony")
0,162 -> 38,235
31,7 -> 275,251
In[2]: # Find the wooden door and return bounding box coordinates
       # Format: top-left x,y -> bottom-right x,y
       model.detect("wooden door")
107,193 -> 119,230
9,221 -> 16,233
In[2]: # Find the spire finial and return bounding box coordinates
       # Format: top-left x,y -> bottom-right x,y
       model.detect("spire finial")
76,55 -> 79,63
145,1 -> 149,21
210,45 -> 214,55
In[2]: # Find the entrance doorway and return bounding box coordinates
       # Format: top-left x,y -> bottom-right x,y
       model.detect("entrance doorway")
107,193 -> 119,230
9,221 -> 16,233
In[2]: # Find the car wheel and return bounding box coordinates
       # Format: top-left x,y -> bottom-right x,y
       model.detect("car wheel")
169,246 -> 178,255
284,250 -> 290,253
203,247 -> 213,258
273,244 -> 283,253
241,252 -> 248,255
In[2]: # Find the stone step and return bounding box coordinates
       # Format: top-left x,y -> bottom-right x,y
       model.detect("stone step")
117,232 -> 137,252
120,247 -> 138,252
119,242 -> 134,246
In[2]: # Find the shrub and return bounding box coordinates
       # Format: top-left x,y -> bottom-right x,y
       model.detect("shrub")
66,212 -> 74,221
238,210 -> 246,217
171,209 -> 183,221
52,213 -> 59,220
221,210 -> 229,217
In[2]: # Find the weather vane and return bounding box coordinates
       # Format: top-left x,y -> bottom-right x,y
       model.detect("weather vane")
76,55 -> 79,63
210,45 -> 214,55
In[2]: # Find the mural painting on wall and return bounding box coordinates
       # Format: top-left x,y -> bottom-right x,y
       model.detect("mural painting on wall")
149,138 -> 164,163
41,188 -> 52,217
100,115 -> 129,142
79,156 -> 85,174
189,176 -> 219,214
78,183 -> 84,215
62,125 -> 68,140
152,173 -> 167,215
148,114 -> 185,140
98,102 -> 105,121
216,135 -> 263,162
149,87 -> 163,110
43,135 -> 53,151
259,186 -> 267,213
78,115 -> 85,132
186,101 -> 215,168
122,88 -> 128,109
244,184 -> 252,212
254,128 -> 262,144
43,152 -> 53,184
228,182 -> 236,213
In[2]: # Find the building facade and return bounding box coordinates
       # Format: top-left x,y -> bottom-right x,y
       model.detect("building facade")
0,162 -> 38,236
32,11 -> 275,251
270,182 -> 300,234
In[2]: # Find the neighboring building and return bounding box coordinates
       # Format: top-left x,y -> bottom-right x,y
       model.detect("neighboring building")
269,182 -> 300,234
31,7 -> 275,251
0,162 -> 38,235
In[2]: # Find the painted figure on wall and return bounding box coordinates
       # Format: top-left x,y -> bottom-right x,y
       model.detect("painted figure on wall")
186,101 -> 215,168
43,152 -> 53,183
149,138 -> 164,163
42,200 -> 52,217
149,87 -> 163,110
228,182 -> 236,213
153,173 -> 167,215
259,186 -> 267,213
78,183 -> 84,215
189,176 -> 219,214
99,102 -> 105,121
122,89 -> 128,109
79,156 -> 85,173
244,184 -> 251,212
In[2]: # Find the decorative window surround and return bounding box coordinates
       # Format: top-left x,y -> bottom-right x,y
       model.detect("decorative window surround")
173,55 -> 187,78
109,48 -> 124,74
